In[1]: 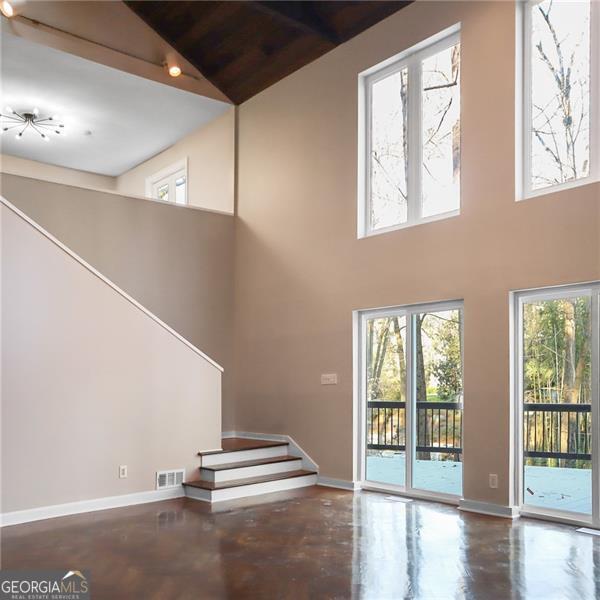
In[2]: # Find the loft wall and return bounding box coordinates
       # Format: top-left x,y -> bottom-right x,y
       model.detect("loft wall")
0,154 -> 117,191
0,173 -> 235,426
233,0 -> 600,506
116,108 -> 235,214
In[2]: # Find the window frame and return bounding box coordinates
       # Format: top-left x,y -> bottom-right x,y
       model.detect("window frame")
358,25 -> 461,238
145,158 -> 188,206
519,0 -> 600,201
354,298 -> 465,503
511,281 -> 600,528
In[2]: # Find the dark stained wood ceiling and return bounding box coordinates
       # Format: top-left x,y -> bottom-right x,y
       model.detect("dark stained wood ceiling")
124,1 -> 413,104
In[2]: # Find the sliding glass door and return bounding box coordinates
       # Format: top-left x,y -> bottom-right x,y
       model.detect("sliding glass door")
515,284 -> 599,524
412,308 -> 463,496
365,312 -> 407,487
361,301 -> 464,500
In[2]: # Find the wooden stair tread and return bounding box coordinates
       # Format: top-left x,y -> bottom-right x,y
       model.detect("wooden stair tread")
201,456 -> 301,471
198,438 -> 288,456
183,469 -> 317,490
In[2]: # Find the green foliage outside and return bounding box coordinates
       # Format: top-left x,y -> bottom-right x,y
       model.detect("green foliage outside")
366,311 -> 462,404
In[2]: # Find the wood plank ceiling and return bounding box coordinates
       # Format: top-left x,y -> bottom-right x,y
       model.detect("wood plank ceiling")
124,1 -> 413,104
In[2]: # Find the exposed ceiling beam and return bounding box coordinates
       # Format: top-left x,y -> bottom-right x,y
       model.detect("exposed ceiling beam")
249,1 -> 339,45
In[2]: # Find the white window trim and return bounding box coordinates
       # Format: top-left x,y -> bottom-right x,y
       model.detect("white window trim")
353,298 -> 465,503
145,158 -> 188,205
518,0 -> 600,201
358,24 -> 461,239
511,281 -> 600,528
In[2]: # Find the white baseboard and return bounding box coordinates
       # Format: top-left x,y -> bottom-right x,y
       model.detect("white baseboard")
359,482 -> 459,506
458,499 -> 520,519
222,430 -> 319,473
317,476 -> 360,491
520,508 -> 591,528
1,487 -> 185,527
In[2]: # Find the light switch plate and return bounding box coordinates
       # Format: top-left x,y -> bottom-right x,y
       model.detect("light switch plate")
321,373 -> 338,385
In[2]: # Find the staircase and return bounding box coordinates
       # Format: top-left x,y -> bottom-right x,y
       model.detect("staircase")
183,438 -> 318,502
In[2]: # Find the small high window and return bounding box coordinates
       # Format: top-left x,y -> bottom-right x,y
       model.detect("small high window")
146,159 -> 188,205
358,26 -> 461,237
520,0 -> 598,198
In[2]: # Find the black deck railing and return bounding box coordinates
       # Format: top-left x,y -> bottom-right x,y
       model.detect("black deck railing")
367,400 -> 462,458
523,403 -> 591,461
367,400 -> 592,462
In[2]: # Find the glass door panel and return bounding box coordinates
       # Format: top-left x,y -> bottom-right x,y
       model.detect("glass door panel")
521,294 -> 592,515
412,309 -> 463,496
365,314 -> 407,486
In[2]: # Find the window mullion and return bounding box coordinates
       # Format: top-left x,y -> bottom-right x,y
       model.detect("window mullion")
592,290 -> 600,527
407,57 -> 422,224
364,77 -> 373,235
522,2 -> 533,199
405,310 -> 414,491
591,0 -> 600,181
170,174 -> 177,202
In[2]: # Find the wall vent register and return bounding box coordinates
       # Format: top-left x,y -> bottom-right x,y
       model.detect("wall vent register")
156,469 -> 185,489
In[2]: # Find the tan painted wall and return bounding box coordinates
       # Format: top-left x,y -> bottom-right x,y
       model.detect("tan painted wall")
117,108 -> 235,214
1,203 -> 221,512
0,173 -> 236,428
0,154 -> 116,191
233,1 -> 600,506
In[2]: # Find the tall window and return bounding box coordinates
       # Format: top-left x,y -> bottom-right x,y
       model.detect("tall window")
514,283 -> 599,525
359,27 -> 461,237
145,159 -> 188,205
521,0 -> 599,197
359,300 -> 464,499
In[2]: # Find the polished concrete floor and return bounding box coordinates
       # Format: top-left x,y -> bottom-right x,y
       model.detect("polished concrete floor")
2,487 -> 600,599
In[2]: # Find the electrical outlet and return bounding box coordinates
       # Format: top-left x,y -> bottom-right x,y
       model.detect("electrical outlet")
489,473 -> 498,489
119,465 -> 128,479
321,373 -> 338,385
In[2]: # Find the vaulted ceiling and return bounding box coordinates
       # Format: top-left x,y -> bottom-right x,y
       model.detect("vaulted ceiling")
125,1 -> 413,104
0,25 -> 230,175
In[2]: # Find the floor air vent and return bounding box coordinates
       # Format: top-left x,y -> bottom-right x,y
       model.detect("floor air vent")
156,469 -> 185,489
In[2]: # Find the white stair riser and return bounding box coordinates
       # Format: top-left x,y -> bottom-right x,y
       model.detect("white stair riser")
184,486 -> 211,502
185,474 -> 317,503
201,445 -> 288,467
201,459 -> 303,482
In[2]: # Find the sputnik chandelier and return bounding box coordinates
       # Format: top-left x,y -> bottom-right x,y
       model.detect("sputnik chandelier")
0,107 -> 65,141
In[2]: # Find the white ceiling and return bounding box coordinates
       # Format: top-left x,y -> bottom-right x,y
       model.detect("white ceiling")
0,27 -> 230,176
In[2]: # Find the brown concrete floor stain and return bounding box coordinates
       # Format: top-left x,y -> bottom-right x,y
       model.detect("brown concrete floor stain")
2,487 -> 600,599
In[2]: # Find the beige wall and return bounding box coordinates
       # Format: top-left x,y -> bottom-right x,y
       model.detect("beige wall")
0,154 -> 116,191
0,173 -> 236,427
1,203 -> 221,512
117,108 -> 235,214
233,1 -> 600,507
